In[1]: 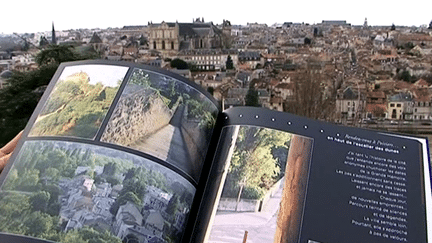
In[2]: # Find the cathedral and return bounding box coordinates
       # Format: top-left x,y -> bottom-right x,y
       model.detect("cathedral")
148,18 -> 227,56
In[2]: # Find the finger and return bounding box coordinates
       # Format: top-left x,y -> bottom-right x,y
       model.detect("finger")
1,131 -> 23,155
0,154 -> 12,171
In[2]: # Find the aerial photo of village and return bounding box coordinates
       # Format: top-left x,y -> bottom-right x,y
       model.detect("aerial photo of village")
0,140 -> 195,243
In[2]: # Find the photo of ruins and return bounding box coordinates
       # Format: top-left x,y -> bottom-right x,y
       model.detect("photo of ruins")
29,65 -> 128,139
209,126 -> 313,243
0,140 -> 195,243
101,68 -> 218,182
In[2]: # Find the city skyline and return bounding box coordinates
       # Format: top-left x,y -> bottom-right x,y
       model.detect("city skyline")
3,0 -> 432,34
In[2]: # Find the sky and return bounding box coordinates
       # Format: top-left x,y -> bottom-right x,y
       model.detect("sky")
59,65 -> 129,87
2,0 -> 431,34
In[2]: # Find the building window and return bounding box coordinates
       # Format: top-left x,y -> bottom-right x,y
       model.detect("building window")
397,104 -> 401,107
171,42 -> 174,50
162,41 -> 165,50
390,103 -> 395,107
153,41 -> 156,49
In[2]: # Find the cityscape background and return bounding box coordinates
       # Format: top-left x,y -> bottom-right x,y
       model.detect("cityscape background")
1,12 -> 432,147
2,0 -> 432,34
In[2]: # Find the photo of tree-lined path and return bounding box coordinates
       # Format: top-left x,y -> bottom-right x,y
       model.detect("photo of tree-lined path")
0,140 -> 195,243
209,126 -> 313,243
101,68 -> 218,182
29,65 -> 128,139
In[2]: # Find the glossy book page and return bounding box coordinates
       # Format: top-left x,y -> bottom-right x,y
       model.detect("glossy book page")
0,60 -> 219,243
193,107 -> 431,243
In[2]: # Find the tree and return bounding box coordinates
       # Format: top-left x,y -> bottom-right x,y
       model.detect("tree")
35,45 -> 80,66
245,88 -> 260,107
123,233 -> 140,243
39,36 -> 49,47
226,55 -> 234,70
0,45 -> 96,146
400,70 -> 413,82
29,191 -> 51,213
170,58 -> 189,69
284,71 -> 334,120
222,127 -> 291,200
391,23 -> 396,31
166,194 -> 180,215
24,211 -> 57,237
207,87 -> 214,95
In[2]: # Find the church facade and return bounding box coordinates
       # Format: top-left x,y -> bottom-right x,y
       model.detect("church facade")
148,18 -> 225,56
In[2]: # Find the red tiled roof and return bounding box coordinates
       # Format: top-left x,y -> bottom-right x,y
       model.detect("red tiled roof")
365,103 -> 387,113
414,78 -> 429,88
367,91 -> 386,99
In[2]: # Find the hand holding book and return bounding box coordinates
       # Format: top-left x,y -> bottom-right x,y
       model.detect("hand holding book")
0,131 -> 22,171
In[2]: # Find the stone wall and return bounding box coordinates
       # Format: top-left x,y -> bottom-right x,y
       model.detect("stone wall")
217,178 -> 284,212
217,197 -> 261,212
180,119 -> 208,173
102,88 -> 173,146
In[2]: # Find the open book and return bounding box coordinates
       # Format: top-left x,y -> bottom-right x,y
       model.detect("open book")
0,60 -> 430,243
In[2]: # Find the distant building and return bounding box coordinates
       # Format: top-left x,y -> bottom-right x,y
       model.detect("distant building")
178,49 -> 238,71
321,20 -> 351,26
336,87 -> 366,123
387,92 -> 414,120
148,19 -> 224,56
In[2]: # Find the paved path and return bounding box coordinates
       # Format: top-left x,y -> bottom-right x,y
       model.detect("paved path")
208,180 -> 285,243
132,105 -> 196,180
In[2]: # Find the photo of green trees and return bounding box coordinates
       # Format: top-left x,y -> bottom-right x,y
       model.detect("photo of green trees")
209,126 -> 313,242
0,140 -> 195,243
29,65 -> 128,139
101,68 -> 219,182
221,126 -> 292,200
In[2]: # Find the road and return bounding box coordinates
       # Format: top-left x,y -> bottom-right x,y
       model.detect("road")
208,180 -> 285,243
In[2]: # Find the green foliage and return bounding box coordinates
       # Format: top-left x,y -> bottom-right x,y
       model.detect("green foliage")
226,55 -> 234,70
245,88 -> 260,107
62,227 -> 121,243
400,70 -> 414,82
222,127 -> 291,200
0,141 -> 148,242
185,99 -> 216,130
207,87 -> 214,95
0,45 -> 97,146
166,194 -> 180,216
29,74 -> 119,138
170,58 -> 189,70
35,45 -> 80,66
0,64 -> 57,146
24,211 -> 58,237
29,191 -> 51,212
0,192 -> 60,239
129,69 -> 151,88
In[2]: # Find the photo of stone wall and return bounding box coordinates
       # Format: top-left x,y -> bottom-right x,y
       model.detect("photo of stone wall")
29,65 -> 128,139
101,68 -> 218,182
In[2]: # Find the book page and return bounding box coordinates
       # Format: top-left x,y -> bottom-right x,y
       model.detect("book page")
0,61 -> 219,243
194,107 -> 430,243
